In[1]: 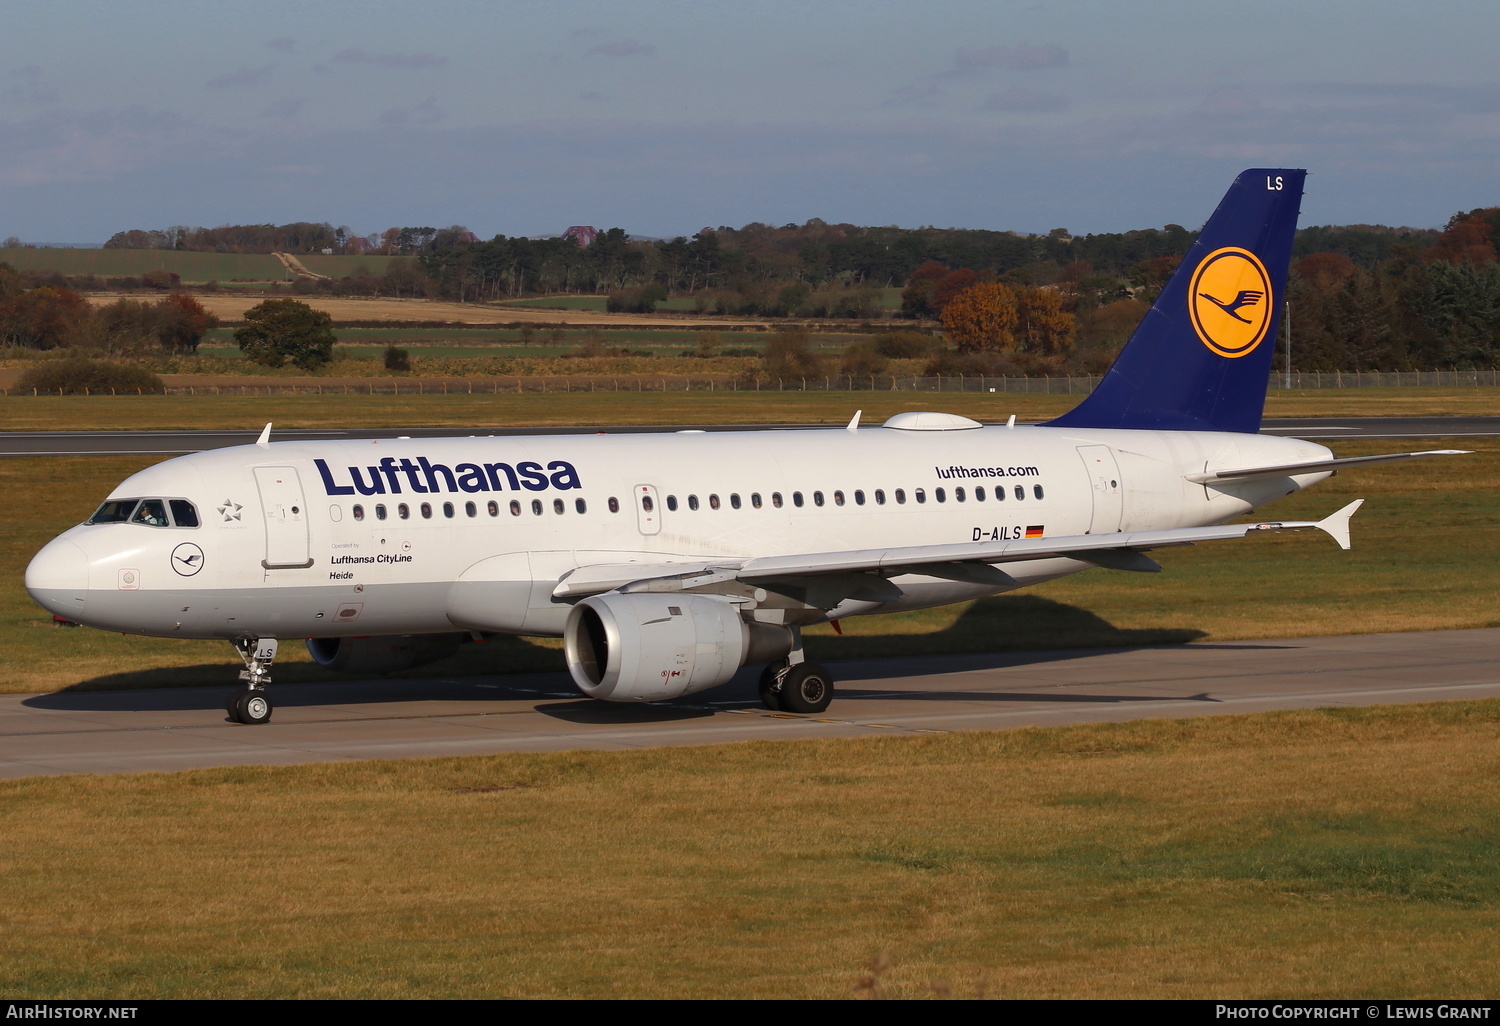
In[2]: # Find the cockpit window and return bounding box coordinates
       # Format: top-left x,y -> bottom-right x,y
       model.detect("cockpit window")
131,499 -> 170,527
90,497 -> 200,527
89,499 -> 138,524
169,500 -> 200,527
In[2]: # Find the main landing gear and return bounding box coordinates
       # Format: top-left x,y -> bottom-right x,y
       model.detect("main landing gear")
758,626 -> 835,714
229,638 -> 277,725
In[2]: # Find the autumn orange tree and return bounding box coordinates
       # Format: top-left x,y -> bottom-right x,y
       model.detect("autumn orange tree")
939,281 -> 1018,352
1015,287 -> 1074,355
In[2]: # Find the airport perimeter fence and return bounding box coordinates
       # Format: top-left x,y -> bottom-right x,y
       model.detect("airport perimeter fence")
4,368 -> 1498,397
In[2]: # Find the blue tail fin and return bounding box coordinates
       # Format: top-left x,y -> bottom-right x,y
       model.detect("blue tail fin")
1047,168 -> 1305,434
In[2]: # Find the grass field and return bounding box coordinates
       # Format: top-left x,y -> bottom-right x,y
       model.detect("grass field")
3,436 -> 1494,694
1,387 -> 1498,432
1,701 -> 1497,998
494,288 -> 906,314
1,248 -> 404,281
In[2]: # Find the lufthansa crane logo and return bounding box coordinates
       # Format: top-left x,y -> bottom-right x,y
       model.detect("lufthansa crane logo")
1188,247 -> 1273,358
171,542 -> 205,577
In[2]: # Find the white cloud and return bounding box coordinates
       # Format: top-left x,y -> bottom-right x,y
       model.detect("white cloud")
332,49 -> 447,70
206,66 -> 274,90
954,43 -> 1068,72
588,40 -> 655,58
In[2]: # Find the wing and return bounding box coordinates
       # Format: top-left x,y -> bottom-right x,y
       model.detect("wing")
1186,449 -> 1469,484
552,501 -> 1365,602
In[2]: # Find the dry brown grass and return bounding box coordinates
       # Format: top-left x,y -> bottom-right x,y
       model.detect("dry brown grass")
82,292 -> 775,327
1,702 -> 1497,998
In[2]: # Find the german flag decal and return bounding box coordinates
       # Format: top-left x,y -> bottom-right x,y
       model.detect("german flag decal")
1025,525 -> 1044,539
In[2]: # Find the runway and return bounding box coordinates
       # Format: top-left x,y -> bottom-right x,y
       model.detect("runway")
4,628 -> 1497,778
2,416 -> 1496,456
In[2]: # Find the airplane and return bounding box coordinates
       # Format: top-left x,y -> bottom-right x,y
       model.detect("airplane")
26,169 -> 1466,725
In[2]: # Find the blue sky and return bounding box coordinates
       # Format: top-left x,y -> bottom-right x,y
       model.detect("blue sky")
4,0 -> 1498,243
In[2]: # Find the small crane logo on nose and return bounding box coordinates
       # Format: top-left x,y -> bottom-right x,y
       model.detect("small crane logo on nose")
171,543 -> 205,577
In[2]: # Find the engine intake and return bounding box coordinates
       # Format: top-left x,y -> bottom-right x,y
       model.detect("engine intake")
306,633 -> 466,675
564,593 -> 791,702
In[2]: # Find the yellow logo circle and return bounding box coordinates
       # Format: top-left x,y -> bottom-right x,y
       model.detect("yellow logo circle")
1188,247 -> 1273,358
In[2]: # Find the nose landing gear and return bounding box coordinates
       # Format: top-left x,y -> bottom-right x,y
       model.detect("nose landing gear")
229,638 -> 277,724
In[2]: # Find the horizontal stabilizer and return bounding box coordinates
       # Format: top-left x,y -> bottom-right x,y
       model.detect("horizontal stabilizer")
1187,449 -> 1469,484
1315,499 -> 1364,551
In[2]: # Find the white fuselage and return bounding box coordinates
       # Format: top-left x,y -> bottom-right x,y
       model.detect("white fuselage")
26,421 -> 1334,642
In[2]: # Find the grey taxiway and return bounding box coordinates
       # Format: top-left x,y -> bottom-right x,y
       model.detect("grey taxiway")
4,629 -> 1498,778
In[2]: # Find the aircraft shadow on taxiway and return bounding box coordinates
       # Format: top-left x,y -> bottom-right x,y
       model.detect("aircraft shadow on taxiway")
26,596 -> 1277,718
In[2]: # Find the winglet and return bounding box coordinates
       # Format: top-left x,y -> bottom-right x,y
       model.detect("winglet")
846,410 -> 862,432
1315,499 -> 1364,550
256,422 -> 272,447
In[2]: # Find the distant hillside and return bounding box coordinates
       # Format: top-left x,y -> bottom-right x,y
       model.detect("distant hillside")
0,248 -> 407,282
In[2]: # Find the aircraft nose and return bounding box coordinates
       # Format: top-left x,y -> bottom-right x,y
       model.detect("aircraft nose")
25,538 -> 89,621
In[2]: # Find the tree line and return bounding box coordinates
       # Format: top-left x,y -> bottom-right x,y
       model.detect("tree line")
0,264 -> 216,355
103,223 -> 479,256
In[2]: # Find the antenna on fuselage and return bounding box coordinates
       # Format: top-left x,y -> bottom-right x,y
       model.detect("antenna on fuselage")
256,422 -> 272,447
1006,415 -> 1016,429
846,410 -> 862,432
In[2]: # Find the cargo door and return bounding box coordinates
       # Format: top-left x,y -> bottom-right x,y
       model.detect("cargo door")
254,466 -> 313,568
1076,445 -> 1123,534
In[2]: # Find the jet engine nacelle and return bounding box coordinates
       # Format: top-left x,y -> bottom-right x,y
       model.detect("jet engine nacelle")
564,593 -> 792,702
306,633 -> 466,675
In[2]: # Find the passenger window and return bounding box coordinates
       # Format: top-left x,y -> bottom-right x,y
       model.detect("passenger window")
772,492 -> 783,508
874,489 -> 885,505
792,492 -> 804,508
608,497 -> 620,513
169,499 -> 200,527
915,488 -> 926,504
642,495 -> 654,513
667,495 -> 678,511
421,503 -> 432,519
834,490 -> 845,506
575,498 -> 587,514
510,500 -> 521,516
352,504 -> 365,521
688,494 -> 700,511
995,486 -> 1005,502
554,498 -> 565,514
895,489 -> 906,504
935,488 -> 946,503
1034,484 -> 1045,500
132,499 -> 169,527
531,499 -> 543,516
709,494 -> 721,510
1014,485 -> 1024,500
377,504 -> 388,520
854,490 -> 865,506
955,487 -> 966,502
730,493 -> 741,510
813,491 -> 825,507
488,501 -> 499,517
975,487 -> 986,502
465,501 -> 476,517
399,503 -> 411,519
443,502 -> 455,518
751,493 -> 762,509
